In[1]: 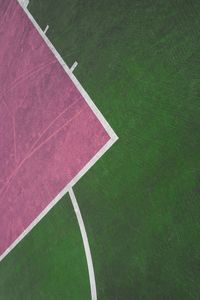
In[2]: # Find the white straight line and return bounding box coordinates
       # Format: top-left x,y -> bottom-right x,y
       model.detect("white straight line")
70,61 -> 78,72
17,0 -> 118,142
0,137 -> 117,263
69,188 -> 97,300
44,25 -> 49,34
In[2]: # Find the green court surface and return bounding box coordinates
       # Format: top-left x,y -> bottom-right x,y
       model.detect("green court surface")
0,0 -> 200,299
0,195 -> 91,299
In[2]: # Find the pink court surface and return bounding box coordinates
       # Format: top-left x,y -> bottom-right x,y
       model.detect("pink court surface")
0,0 -> 117,261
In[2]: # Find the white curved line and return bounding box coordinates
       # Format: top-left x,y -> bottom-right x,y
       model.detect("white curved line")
69,188 -> 97,300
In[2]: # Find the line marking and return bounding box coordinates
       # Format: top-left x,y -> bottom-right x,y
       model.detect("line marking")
69,188 -> 97,300
0,1 -> 119,263
17,0 -> 118,142
18,0 -> 29,8
44,25 -> 49,34
70,61 -> 78,72
0,137 -> 117,263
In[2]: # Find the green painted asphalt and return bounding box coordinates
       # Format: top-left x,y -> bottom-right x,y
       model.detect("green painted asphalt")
0,0 -> 200,299
0,195 -> 90,299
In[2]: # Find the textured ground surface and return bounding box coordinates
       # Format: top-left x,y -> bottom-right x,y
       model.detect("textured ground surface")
0,0 -> 110,258
0,0 -> 200,299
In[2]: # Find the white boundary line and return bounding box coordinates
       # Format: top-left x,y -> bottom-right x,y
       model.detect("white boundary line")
0,137 -> 117,262
0,1 -> 118,263
69,188 -> 97,300
17,0 -> 118,141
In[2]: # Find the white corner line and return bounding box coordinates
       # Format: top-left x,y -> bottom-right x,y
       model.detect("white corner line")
69,188 -> 97,300
44,25 -> 49,34
18,0 -> 29,8
70,61 -> 78,73
17,0 -> 118,142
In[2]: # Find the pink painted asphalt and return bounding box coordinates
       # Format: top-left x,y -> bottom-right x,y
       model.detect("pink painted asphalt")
0,0 -> 110,256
